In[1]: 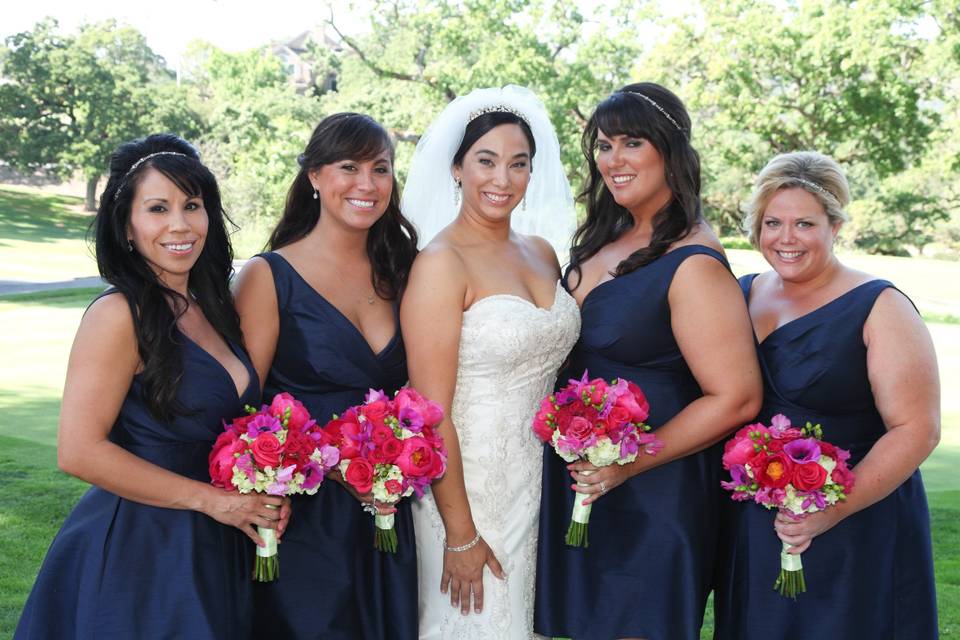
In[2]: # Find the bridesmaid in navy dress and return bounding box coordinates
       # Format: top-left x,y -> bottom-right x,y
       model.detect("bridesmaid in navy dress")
713,152 -> 939,639
15,134 -> 289,639
234,113 -> 419,639
535,83 -> 762,640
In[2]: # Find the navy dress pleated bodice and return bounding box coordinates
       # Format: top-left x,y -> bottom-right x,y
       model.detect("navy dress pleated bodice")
16,293 -> 260,639
252,251 -> 416,640
535,245 -> 729,640
713,275 -> 938,639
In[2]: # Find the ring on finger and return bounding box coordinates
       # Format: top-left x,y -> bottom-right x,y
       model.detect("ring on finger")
599,480 -> 607,493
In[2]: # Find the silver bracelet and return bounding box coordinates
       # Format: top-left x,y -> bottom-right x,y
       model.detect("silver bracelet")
444,531 -> 482,553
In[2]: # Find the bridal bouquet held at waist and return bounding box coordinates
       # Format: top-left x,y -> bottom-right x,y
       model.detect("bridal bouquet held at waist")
322,387 -> 448,553
533,372 -> 664,547
209,392 -> 341,582
721,413 -> 855,598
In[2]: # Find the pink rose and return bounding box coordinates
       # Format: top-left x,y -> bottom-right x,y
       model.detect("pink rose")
371,424 -> 394,445
251,432 -> 284,469
381,436 -> 402,462
605,406 -> 631,430
792,461 -> 828,491
360,399 -> 390,428
209,430 -> 240,489
831,464 -> 855,494
269,392 -> 311,431
618,381 -> 651,423
586,378 -> 608,405
344,458 -> 374,494
395,437 -> 436,477
532,416 -> 554,443
567,416 -> 593,441
722,434 -> 758,470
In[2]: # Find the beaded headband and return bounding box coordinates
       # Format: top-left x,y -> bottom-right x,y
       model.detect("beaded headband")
467,104 -> 531,126
789,176 -> 828,195
113,151 -> 191,201
622,91 -> 684,134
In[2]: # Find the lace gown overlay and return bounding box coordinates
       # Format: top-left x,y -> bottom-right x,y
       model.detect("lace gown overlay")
413,282 -> 580,639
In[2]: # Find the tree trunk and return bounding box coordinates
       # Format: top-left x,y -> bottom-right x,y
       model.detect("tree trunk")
85,176 -> 99,212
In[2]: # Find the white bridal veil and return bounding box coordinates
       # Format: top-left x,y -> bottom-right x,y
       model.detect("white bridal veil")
400,85 -> 576,255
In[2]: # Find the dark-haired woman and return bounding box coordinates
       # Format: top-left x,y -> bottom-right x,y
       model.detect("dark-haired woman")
534,82 -> 762,640
15,134 -> 289,640
401,85 -> 579,639
234,113 -> 419,639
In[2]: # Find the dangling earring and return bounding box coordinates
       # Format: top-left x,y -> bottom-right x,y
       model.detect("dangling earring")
312,187 -> 319,200
521,196 -> 527,212
127,238 -> 134,252
453,179 -> 462,207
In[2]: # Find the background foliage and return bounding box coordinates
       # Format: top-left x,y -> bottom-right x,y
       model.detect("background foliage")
1,0 -> 958,256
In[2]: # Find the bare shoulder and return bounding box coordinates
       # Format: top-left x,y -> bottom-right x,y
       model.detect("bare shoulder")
867,283 -> 923,330
408,239 -> 469,292
518,233 -> 561,271
233,255 -> 275,294
672,220 -> 725,254
75,291 -> 139,367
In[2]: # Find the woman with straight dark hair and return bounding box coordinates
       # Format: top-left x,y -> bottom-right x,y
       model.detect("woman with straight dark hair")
534,82 -> 762,640
15,134 -> 289,639
234,113 -> 419,639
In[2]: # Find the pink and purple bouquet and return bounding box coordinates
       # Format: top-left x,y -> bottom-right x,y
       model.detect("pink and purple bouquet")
721,413 -> 855,598
209,392 -> 340,581
322,388 -> 447,553
532,372 -> 663,547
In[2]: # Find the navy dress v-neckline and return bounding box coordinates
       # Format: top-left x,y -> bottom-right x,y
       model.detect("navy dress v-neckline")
251,251 -> 416,640
713,274 -> 937,639
536,245 -> 732,640
16,292 -> 261,639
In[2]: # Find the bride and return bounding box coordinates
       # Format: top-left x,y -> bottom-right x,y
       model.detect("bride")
400,85 -> 579,638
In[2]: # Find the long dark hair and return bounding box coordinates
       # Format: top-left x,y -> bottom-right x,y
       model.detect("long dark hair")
269,113 -> 418,300
94,133 -> 241,421
569,82 -> 702,285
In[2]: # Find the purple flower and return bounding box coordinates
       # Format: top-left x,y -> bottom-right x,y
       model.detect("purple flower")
556,435 -> 584,457
365,388 -> 389,404
246,413 -> 282,438
235,453 -> 256,483
620,432 -> 640,458
769,413 -> 793,437
399,406 -> 424,432
800,490 -> 827,511
301,461 -> 324,491
784,438 -> 821,463
318,444 -> 340,469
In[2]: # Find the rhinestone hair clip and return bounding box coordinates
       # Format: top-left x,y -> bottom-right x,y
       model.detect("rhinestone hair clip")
623,91 -> 684,134
113,151 -> 190,201
790,176 -> 828,194
467,104 -> 531,126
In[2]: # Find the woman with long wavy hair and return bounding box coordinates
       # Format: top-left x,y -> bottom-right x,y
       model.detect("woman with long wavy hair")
15,134 -> 288,640
534,83 -> 762,640
234,113 -> 420,639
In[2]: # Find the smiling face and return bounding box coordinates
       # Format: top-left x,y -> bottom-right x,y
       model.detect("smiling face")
759,187 -> 841,283
310,149 -> 394,232
454,123 -> 532,224
126,167 -> 208,287
595,129 -> 672,215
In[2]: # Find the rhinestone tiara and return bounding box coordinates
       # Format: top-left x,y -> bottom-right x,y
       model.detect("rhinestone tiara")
113,151 -> 191,201
623,91 -> 684,134
790,176 -> 827,194
467,104 -> 531,126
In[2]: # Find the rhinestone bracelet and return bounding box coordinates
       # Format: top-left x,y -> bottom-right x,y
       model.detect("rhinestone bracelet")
444,531 -> 482,553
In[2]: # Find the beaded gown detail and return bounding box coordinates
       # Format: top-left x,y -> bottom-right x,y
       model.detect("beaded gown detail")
252,252 -> 416,640
712,275 -> 938,639
535,245 -> 730,640
15,292 -> 260,640
413,281 -> 580,639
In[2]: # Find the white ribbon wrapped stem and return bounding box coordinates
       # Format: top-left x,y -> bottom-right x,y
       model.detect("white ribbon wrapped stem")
571,468 -> 594,524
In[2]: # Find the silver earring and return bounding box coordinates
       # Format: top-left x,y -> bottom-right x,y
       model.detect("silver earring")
521,197 -> 527,211
453,179 -> 461,206
127,238 -> 134,252
312,188 -> 319,200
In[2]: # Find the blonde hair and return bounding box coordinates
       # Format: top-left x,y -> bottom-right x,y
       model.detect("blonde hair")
743,151 -> 851,247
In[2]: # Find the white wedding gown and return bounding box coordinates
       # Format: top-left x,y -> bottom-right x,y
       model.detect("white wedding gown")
413,281 -> 581,639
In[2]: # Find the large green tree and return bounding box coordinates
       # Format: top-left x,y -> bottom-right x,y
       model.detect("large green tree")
0,19 -> 202,210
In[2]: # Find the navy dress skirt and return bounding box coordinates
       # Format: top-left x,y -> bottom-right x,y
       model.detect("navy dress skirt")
713,276 -> 938,639
15,297 -> 260,639
535,245 -> 730,640
252,252 -> 417,640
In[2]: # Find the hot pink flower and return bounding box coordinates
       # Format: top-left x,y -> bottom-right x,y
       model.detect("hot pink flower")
395,437 -> 436,477
269,392 -> 312,431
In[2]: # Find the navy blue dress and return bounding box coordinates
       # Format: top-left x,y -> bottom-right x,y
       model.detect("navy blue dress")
252,252 -> 416,640
535,245 -> 730,640
713,276 -> 938,639
15,295 -> 259,639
